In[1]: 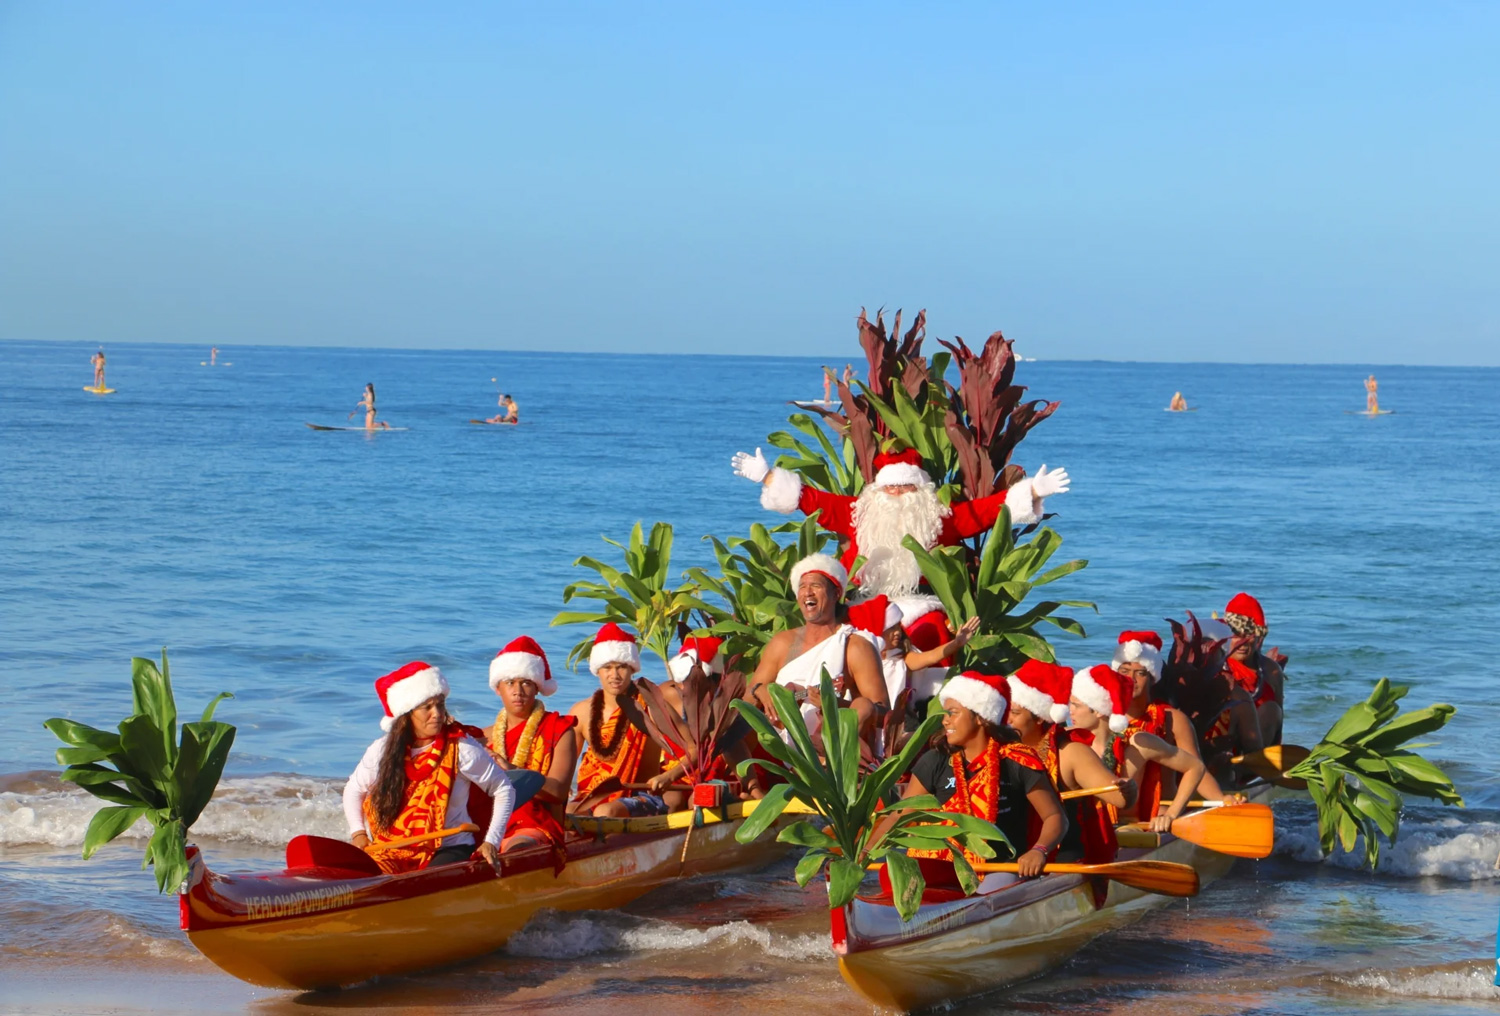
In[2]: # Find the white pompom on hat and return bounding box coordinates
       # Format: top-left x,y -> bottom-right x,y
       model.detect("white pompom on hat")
1072,664 -> 1132,734
789,553 -> 848,599
375,661 -> 449,731
937,670 -> 1009,726
590,622 -> 642,676
489,636 -> 557,696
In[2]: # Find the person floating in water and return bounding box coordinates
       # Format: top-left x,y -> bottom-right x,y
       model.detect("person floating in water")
1365,374 -> 1379,414
90,347 -> 106,389
1168,391 -> 1188,412
354,383 -> 390,430
486,394 -> 518,425
210,347 -> 219,366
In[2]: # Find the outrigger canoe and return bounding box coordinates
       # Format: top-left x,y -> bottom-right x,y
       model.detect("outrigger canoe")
833,787 -> 1273,1012
181,799 -> 797,989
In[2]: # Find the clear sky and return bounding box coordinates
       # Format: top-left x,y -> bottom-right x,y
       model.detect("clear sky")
1,2 -> 1496,363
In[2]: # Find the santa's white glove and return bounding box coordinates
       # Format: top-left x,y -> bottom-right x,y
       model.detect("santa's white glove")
732,448 -> 770,483
1030,464 -> 1070,499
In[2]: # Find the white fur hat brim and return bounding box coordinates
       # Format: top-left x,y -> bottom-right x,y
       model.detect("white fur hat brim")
590,639 -> 641,676
489,651 -> 557,696
938,675 -> 1007,726
667,652 -> 694,683
790,553 -> 848,597
871,462 -> 932,489
893,594 -> 946,625
1112,640 -> 1162,681
1005,678 -> 1056,724
381,666 -> 449,731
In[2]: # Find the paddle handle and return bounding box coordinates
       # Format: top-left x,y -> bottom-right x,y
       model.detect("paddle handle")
1059,785 -> 1119,801
971,862 -> 1097,875
622,781 -> 695,792
372,822 -> 480,851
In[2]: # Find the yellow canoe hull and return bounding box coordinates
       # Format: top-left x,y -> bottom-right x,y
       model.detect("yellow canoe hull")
185,812 -> 791,990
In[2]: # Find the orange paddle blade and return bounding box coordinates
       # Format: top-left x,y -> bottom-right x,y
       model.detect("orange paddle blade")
972,860 -> 1199,898
1169,803 -> 1274,859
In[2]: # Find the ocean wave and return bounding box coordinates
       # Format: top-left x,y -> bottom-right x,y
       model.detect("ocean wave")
0,900 -> 203,966
506,908 -> 829,962
1330,961 -> 1498,1000
0,771 -> 347,848
1274,810 -> 1500,881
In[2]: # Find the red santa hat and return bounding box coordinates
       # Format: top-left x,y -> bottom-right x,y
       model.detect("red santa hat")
666,635 -> 725,682
1072,664 -> 1132,734
937,670 -> 1009,726
375,661 -> 449,732
1111,630 -> 1163,682
846,595 -> 898,639
789,553 -> 848,599
489,636 -> 557,696
589,622 -> 642,676
1007,658 -> 1071,725
1223,592 -> 1268,638
871,447 -> 933,489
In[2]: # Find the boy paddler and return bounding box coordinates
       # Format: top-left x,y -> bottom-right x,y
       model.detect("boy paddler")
568,623 -> 667,818
343,661 -> 517,874
879,670 -> 1068,883
484,637 -> 579,851
1069,665 -> 1206,832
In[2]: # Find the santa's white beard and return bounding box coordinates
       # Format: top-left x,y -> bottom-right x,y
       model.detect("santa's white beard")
852,485 -> 950,597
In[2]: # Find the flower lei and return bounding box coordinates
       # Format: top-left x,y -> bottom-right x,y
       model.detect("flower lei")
492,701 -> 546,768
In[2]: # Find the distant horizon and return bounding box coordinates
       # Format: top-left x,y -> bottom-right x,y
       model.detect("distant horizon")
3,334 -> 1493,371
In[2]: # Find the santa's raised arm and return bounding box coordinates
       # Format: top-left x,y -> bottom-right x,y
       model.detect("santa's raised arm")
729,446 -> 1070,600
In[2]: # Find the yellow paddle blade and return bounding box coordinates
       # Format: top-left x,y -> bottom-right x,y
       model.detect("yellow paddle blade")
971,860 -> 1199,898
1168,803 -> 1275,859
1231,743 -> 1310,789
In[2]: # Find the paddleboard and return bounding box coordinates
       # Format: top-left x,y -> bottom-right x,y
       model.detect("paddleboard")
305,423 -> 409,431
791,399 -> 839,410
1345,410 -> 1394,416
469,419 -> 518,426
1164,407 -> 1198,412
84,386 -> 116,394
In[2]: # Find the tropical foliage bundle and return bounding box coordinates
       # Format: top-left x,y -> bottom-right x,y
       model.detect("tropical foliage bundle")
1286,678 -> 1462,869
731,671 -> 1012,921
635,668 -> 747,785
44,651 -> 234,892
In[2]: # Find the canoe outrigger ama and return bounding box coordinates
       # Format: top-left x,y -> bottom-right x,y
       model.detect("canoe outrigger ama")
832,787 -> 1275,1012
180,799 -> 795,990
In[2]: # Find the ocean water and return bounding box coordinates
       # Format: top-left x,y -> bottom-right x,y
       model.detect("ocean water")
1,338 -> 1497,1014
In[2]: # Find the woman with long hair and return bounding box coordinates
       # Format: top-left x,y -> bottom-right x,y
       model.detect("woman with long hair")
343,661 -> 519,874
355,383 -> 390,430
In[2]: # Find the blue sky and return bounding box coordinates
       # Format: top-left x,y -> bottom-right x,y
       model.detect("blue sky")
1,2 -> 1496,363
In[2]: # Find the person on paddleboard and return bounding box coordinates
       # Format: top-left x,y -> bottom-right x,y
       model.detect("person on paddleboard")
210,346 -> 219,366
1365,374 -> 1379,413
91,347 -> 106,389
485,393 -> 518,425
1068,665 -> 1206,832
877,670 -> 1067,883
568,625 -> 668,818
483,638 -> 579,853
355,383 -> 390,430
748,554 -> 889,744
1169,391 -> 1188,411
343,662 -> 518,874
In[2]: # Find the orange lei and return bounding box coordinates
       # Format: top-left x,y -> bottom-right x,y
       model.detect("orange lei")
361,723 -> 462,875
490,703 -> 547,771
574,705 -> 648,803
910,741 -> 1044,865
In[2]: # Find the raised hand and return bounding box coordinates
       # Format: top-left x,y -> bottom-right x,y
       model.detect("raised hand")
731,447 -> 770,483
1031,464 -> 1071,499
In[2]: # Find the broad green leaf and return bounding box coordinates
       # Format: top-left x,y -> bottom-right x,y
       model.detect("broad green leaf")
81,806 -> 147,859
884,849 -> 925,922
794,850 -> 832,887
776,820 -> 838,849
826,856 -> 865,909
734,783 -> 793,843
951,852 -> 979,895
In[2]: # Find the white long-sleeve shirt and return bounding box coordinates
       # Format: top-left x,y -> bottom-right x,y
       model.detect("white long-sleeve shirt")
343,734 -> 515,849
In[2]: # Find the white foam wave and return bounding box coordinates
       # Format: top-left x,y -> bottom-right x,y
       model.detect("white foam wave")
1274,812 -> 1500,881
1332,961 -> 1498,1000
506,909 -> 829,962
0,773 -> 347,848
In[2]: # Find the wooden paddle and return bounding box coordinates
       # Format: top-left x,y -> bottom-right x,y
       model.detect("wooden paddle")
1231,744 -> 1310,789
372,822 -> 480,851
1123,804 -> 1274,859
1060,785 -> 1120,801
973,860 -> 1200,898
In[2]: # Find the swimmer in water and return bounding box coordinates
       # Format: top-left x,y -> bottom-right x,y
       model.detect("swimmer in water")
210,347 -> 219,366
353,383 -> 390,430
90,347 -> 106,389
1169,391 -> 1188,412
1364,374 -> 1379,414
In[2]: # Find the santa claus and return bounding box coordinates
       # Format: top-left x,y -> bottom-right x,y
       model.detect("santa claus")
730,445 -> 1070,600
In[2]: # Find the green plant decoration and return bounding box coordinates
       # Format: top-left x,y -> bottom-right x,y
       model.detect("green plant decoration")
44,650 -> 235,892
730,669 -> 1012,921
552,521 -> 721,673
1286,678 -> 1463,869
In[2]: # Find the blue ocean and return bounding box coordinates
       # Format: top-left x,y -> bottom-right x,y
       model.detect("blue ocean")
2,338 -> 1497,1013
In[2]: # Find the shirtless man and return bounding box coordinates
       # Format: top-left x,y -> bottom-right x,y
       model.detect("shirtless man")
1168,391 -> 1187,411
91,348 -> 106,389
487,394 -> 519,425
1365,374 -> 1379,414
747,553 -> 889,740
